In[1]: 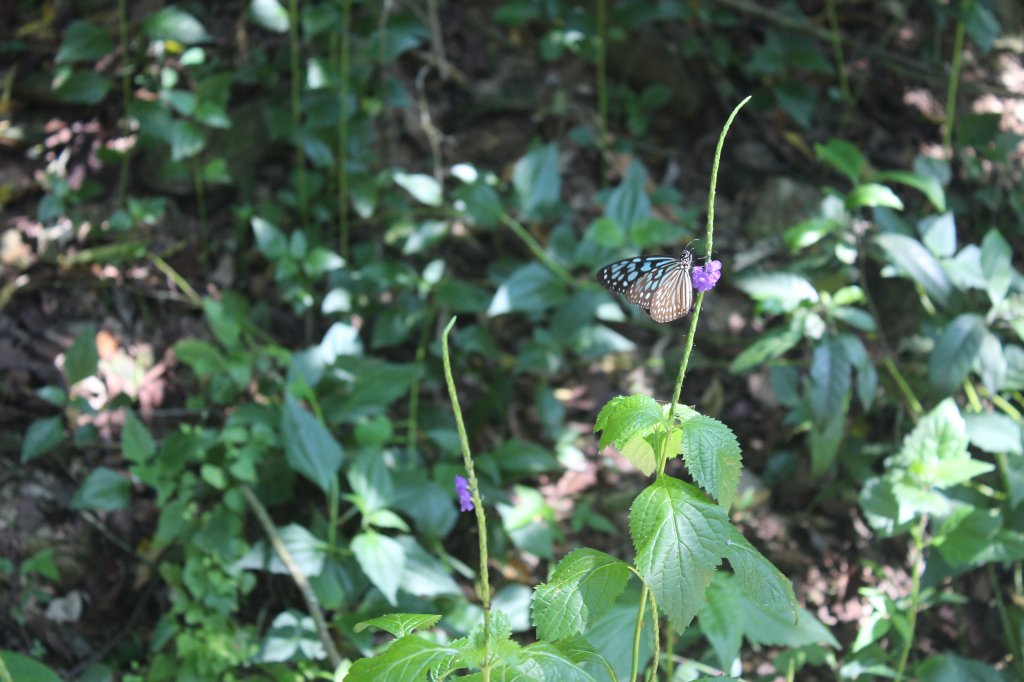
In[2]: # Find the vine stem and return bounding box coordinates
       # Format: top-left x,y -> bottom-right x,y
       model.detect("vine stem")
442,317 -> 491,681
943,0 -> 968,157
895,515 -> 927,676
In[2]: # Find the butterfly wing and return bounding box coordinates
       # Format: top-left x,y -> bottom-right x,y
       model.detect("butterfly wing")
597,256 -> 676,294
647,264 -> 693,322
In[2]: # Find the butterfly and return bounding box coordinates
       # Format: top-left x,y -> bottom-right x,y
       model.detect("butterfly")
596,250 -> 694,322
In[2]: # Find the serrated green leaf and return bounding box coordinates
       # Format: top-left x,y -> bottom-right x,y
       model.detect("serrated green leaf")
351,531 -> 406,605
21,417 -> 65,462
891,398 -> 994,489
71,467 -> 131,510
531,548 -> 630,640
875,233 -> 952,308
928,314 -> 986,395
630,476 -> 729,632
618,430 -> 663,477
121,410 -> 156,463
355,613 -> 442,638
721,528 -> 796,618
678,413 -> 742,509
346,635 -> 460,681
280,395 -> 343,492
594,394 -> 663,450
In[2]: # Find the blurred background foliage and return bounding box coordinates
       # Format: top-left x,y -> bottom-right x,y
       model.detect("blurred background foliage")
1,0 -> 1023,679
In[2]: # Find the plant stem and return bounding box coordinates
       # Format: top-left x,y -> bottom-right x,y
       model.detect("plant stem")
668,96 -> 750,415
882,357 -> 924,418
943,0 -> 968,157
645,589 -> 661,682
499,213 -> 575,285
407,307 -> 435,458
630,583 -> 650,682
337,0 -> 352,259
895,515 -> 926,676
442,317 -> 491,680
288,0 -> 309,230
241,484 -> 342,667
824,0 -> 851,104
596,0 -> 608,182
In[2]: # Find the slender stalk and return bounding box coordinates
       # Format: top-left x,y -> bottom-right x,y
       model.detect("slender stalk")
407,307 -> 435,458
499,213 -> 575,285
882,357 -> 924,418
668,96 -> 750,415
980,384 -> 1023,421
117,0 -> 131,206
895,516 -> 927,676
988,563 -> 1024,680
288,0 -> 309,229
630,584 -> 649,682
824,0 -> 851,104
596,0 -> 609,182
645,589 -> 661,682
338,0 -> 352,259
943,0 -> 968,157
241,484 -> 342,667
442,317 -> 491,680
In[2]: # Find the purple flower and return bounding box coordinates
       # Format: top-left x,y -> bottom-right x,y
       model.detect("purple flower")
692,259 -> 722,292
455,475 -> 474,512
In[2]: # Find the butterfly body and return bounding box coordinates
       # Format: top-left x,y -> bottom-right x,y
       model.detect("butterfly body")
597,251 -> 694,322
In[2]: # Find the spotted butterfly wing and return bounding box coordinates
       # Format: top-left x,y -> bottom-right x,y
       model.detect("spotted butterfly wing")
597,251 -> 694,323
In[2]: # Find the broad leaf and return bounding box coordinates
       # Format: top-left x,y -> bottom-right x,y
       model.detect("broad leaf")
351,531 -> 406,605
721,528 -> 796,619
676,409 -> 742,509
980,229 -> 1012,306
513,142 -> 560,218
928,314 -> 986,395
630,476 -> 729,631
346,635 -> 460,680
57,21 -> 114,63
66,324 -> 98,384
594,394 -> 663,450
280,395 -> 344,492
121,410 -> 156,463
965,412 -> 1022,455
21,417 -> 64,462
807,336 -> 851,425
605,161 -> 650,233
71,467 -> 131,510
875,233 -> 952,308
532,549 -> 630,640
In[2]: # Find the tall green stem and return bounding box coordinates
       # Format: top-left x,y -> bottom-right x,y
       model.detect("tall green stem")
337,0 -> 352,259
895,516 -> 927,676
442,317 -> 492,680
824,0 -> 851,104
288,0 -> 309,230
943,0 -> 968,156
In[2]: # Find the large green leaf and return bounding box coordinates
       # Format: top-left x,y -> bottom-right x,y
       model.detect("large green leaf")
237,524 -> 326,576
928,314 -> 986,395
0,650 -> 62,682
807,336 -> 851,425
257,610 -> 324,663
980,229 -> 1012,306
144,6 -> 212,44
604,160 -> 650,233
700,575 -> 746,670
66,324 -> 99,384
71,467 -> 131,510
875,233 -> 951,308
891,398 -> 993,489
630,476 -> 729,631
488,262 -> 566,316
21,417 -> 65,462
56,21 -> 114,63
121,410 -> 156,463
734,272 -> 818,313
532,549 -> 631,640
965,412 -> 1022,455
355,613 -> 442,638
346,635 -> 460,680
721,528 -> 796,618
280,395 -> 344,492
594,394 -> 663,450
521,641 -> 600,682
351,531 -> 406,605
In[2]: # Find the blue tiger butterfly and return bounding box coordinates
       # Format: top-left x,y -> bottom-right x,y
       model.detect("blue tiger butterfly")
596,251 -> 694,323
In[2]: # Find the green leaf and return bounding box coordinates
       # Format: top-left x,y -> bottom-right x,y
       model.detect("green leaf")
237,524 -> 326,576
976,332 -> 1006,394
933,507 -> 1006,568
394,172 -> 443,207
721,529 -> 796,618
488,262 -> 565,316
964,1 -> 1000,52
875,233 -> 952,308
928,314 -> 987,395
916,653 -> 1007,682
964,412 -> 1023,455
531,548 -> 631,640
783,216 -> 841,252
257,610 -> 324,663
121,410 -> 156,463
734,272 -> 818,313
522,641 -> 601,682
145,6 -> 212,44
280,395 -> 344,492
453,181 -> 503,227
355,614 -> 442,638
594,394 -> 663,450
252,216 -> 287,259
836,333 -> 878,410
351,531 -> 406,605
676,409 -> 742,509
21,417 -> 65,462
808,411 -> 845,477
396,537 -> 460,598
891,398 -> 993,489
605,161 -> 650,233
71,467 -> 131,510
170,120 -> 206,160
875,170 -> 946,212
585,216 -> 624,248
807,336 -> 851,426
347,635 -> 460,680
347,449 -> 394,514
630,476 -> 729,632
729,324 -> 802,373
737,595 -> 838,648
57,21 -> 114,63
173,339 -> 225,377
918,212 -> 956,257
700,576 -> 746,669
846,183 -> 904,210
66,324 -> 98,384
980,229 -> 1012,306
250,0 -> 289,32
618,430 -> 664,477
53,70 -> 111,104
513,142 -> 560,218
0,650 -> 63,682
202,293 -> 245,349
814,139 -> 864,184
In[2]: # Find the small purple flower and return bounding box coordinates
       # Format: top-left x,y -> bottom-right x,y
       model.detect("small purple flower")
454,475 -> 474,512
692,259 -> 722,292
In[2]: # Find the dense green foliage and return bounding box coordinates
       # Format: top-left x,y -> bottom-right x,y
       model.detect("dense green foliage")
1,0 -> 1023,681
